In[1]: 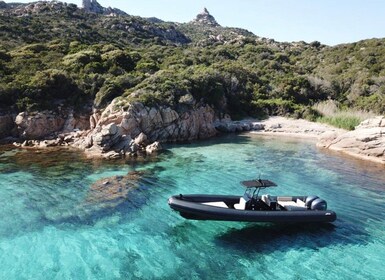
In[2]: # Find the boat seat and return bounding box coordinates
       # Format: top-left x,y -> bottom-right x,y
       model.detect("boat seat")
234,197 -> 247,210
202,201 -> 228,208
278,199 -> 307,211
296,198 -> 306,207
261,194 -> 277,209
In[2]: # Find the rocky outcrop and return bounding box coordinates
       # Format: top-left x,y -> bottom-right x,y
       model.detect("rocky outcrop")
5,100 -> 219,159
14,110 -> 90,140
317,116 -> 385,164
1,1 -> 70,16
72,101 -> 216,159
191,8 -> 220,27
82,0 -> 127,16
103,18 -> 190,45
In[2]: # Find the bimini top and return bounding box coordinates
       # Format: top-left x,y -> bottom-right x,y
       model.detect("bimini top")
241,179 -> 277,188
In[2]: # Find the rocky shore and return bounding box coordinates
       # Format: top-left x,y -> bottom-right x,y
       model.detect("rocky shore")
216,116 -> 385,165
1,103 -> 384,164
6,101 -> 218,159
317,116 -> 385,165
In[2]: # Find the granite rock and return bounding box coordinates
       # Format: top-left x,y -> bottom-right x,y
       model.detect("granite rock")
317,116 -> 385,164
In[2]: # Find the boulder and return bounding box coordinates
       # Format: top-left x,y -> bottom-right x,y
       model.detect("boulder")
146,141 -> 162,155
134,132 -> 148,146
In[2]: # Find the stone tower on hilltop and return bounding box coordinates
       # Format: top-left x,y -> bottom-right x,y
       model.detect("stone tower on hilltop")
192,7 -> 220,27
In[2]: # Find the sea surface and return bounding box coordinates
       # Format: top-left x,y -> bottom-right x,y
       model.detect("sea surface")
0,134 -> 385,280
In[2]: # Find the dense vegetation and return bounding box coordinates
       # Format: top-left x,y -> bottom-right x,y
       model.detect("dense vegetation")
1,1 -> 384,126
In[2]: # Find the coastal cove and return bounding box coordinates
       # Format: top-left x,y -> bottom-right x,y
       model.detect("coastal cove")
1,1 -> 385,278
1,134 -> 385,279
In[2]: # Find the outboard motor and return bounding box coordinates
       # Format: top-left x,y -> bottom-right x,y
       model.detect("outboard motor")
311,198 -> 327,211
305,196 -> 319,209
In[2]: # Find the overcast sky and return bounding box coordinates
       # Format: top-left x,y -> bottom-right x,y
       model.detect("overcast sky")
6,0 -> 385,46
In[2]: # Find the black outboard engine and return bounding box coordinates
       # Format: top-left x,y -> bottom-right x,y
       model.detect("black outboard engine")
305,196 -> 319,209
311,198 -> 327,211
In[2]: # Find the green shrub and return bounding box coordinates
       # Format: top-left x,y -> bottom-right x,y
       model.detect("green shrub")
102,50 -> 135,71
15,69 -> 82,111
251,98 -> 301,117
317,116 -> 362,130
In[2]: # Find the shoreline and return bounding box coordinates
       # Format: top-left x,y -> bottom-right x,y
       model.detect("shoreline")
247,116 -> 346,140
2,114 -> 384,165
242,116 -> 385,166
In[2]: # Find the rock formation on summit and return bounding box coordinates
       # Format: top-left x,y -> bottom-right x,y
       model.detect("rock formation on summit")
191,7 -> 220,26
82,0 -> 127,16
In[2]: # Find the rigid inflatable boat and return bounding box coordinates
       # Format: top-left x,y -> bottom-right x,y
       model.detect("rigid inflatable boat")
168,179 -> 336,223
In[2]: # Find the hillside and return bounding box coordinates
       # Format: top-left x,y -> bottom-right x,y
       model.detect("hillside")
1,0 -> 384,122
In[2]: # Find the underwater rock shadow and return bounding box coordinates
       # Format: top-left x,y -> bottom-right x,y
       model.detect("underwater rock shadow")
42,166 -> 180,229
0,172 -> 176,240
214,221 -> 370,254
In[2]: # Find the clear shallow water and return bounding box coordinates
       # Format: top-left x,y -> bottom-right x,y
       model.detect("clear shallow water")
0,134 -> 385,279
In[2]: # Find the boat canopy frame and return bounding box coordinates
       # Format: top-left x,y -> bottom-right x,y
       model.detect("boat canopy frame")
241,179 -> 277,199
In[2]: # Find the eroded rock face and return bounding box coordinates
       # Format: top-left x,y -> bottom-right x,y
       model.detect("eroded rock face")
14,110 -> 90,140
317,116 -> 385,164
15,111 -> 66,140
7,99 -> 218,159
73,101 -> 216,158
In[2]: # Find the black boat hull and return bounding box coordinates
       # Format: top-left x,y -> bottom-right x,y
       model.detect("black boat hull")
168,194 -> 337,223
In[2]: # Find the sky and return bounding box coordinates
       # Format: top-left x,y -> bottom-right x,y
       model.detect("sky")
6,0 -> 385,46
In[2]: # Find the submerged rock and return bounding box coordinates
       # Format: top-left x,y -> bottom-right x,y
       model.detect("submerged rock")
84,171 -> 145,208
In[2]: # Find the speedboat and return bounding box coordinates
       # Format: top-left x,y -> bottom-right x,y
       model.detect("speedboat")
168,179 -> 336,223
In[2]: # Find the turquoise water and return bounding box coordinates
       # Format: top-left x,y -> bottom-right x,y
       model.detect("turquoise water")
1,134 -> 385,279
